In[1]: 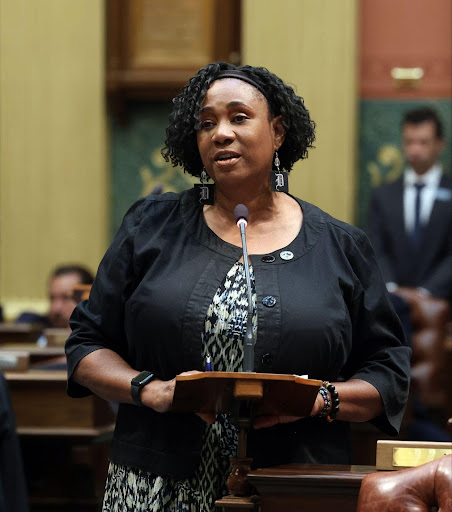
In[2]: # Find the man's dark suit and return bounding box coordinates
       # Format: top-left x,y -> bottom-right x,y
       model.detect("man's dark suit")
367,173 -> 452,302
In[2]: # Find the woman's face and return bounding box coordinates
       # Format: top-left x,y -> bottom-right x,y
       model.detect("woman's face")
196,78 -> 284,189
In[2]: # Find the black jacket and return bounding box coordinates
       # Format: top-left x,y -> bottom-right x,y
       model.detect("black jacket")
367,173 -> 452,301
66,189 -> 411,478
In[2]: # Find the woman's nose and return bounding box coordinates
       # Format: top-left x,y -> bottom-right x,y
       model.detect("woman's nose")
212,120 -> 235,143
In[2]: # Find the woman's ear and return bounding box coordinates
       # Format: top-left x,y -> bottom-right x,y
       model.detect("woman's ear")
272,115 -> 286,150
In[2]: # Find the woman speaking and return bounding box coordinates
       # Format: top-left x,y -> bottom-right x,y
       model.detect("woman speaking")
66,62 -> 411,511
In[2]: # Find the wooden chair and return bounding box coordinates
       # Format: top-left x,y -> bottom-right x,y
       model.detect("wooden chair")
350,293 -> 451,465
396,290 -> 452,419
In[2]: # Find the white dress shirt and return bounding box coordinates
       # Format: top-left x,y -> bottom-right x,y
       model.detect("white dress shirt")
386,163 -> 442,294
403,164 -> 442,234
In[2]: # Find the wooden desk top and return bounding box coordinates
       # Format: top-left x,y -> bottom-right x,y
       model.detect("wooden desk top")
1,345 -> 65,369
249,463 -> 375,479
0,323 -> 43,343
1,344 -> 65,356
4,369 -> 67,381
248,463 -> 376,500
0,323 -> 42,333
17,423 -> 115,438
218,464 -> 377,512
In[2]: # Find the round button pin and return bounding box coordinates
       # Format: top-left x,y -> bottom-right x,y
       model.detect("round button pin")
261,255 -> 276,263
280,250 -> 294,261
262,296 -> 277,307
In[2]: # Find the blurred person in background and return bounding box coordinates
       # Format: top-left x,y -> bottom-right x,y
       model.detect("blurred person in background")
367,106 -> 452,304
367,106 -> 452,442
16,265 -> 94,329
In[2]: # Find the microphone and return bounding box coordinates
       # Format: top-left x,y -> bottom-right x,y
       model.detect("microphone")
234,203 -> 248,228
233,204 -> 255,372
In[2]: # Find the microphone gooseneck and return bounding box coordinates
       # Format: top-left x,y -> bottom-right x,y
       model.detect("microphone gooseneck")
234,204 -> 255,372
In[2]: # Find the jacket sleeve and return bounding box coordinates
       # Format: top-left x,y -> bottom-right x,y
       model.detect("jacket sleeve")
341,230 -> 412,436
366,189 -> 397,285
65,198 -> 146,397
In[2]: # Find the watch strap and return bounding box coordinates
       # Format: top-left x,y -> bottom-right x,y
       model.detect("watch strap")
131,371 -> 155,407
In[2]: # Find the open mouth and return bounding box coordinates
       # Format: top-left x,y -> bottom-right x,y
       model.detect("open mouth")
214,152 -> 241,165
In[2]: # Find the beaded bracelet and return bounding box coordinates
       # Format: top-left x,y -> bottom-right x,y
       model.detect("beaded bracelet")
323,381 -> 340,422
317,386 -> 331,418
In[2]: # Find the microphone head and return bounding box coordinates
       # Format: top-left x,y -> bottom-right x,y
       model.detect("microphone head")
234,204 -> 249,224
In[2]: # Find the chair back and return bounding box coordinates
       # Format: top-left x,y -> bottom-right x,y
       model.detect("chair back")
357,454 -> 452,512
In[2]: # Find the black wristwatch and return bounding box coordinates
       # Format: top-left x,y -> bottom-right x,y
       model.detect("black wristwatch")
131,371 -> 155,407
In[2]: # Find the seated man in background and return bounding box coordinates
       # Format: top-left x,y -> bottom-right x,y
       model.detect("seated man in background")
16,264 -> 94,328
367,106 -> 452,441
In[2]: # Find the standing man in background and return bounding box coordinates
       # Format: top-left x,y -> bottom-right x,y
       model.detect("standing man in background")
367,106 -> 452,303
367,106 -> 452,442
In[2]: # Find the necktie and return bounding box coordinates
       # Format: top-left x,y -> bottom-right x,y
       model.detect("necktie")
412,182 -> 425,248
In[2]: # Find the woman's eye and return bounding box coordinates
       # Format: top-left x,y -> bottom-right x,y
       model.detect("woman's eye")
233,114 -> 248,123
200,120 -> 215,129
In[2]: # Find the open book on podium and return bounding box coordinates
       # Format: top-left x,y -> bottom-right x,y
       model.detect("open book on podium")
172,372 -> 322,417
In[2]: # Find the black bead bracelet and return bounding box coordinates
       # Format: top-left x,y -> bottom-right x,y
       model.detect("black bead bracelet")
323,381 -> 340,422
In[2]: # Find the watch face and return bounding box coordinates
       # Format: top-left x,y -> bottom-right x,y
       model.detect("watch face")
132,371 -> 154,386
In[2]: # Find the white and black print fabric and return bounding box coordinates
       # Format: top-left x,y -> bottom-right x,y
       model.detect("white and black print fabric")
102,262 -> 257,512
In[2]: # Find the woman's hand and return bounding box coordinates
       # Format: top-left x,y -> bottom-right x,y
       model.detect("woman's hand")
140,377 -> 176,413
140,370 -> 215,424
141,370 -> 202,412
253,388 -> 325,429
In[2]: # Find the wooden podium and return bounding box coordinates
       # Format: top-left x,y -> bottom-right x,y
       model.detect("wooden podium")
173,372 -> 321,416
173,372 -> 322,503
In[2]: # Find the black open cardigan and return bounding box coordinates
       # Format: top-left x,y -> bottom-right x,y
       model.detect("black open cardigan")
66,188 -> 411,478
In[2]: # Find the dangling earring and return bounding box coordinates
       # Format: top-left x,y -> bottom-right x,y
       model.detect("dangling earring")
271,151 -> 289,193
193,168 -> 215,205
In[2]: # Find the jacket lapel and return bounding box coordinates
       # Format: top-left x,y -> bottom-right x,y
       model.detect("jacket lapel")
389,178 -> 412,259
420,174 -> 452,254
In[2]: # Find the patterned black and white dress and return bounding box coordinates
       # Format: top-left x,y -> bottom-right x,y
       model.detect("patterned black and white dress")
102,262 -> 257,512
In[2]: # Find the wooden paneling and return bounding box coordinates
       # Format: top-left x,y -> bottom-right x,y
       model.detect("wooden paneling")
247,464 -> 374,512
243,0 -> 358,224
5,370 -> 115,432
0,0 -> 108,311
106,0 -> 241,101
5,369 -> 115,510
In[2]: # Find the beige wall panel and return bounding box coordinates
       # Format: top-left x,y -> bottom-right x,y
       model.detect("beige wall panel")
243,0 -> 357,224
0,0 -> 108,318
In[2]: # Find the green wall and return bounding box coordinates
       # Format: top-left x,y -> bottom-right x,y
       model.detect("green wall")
109,102 -> 197,237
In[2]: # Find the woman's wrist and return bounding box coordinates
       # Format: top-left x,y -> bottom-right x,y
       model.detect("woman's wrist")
316,386 -> 332,417
311,390 -> 327,416
140,378 -> 175,413
323,382 -> 340,421
314,381 -> 340,421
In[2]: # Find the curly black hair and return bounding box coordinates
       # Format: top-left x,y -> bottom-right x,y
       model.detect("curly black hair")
161,62 -> 315,177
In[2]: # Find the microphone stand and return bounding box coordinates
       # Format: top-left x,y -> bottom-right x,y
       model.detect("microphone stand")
226,205 -> 258,499
238,219 -> 256,373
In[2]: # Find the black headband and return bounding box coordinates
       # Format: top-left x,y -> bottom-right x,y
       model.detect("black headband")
214,70 -> 269,101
